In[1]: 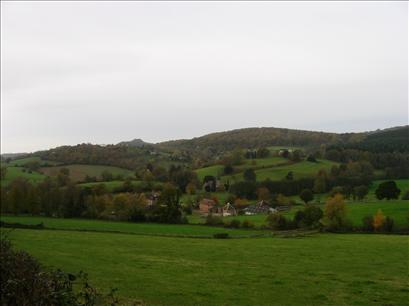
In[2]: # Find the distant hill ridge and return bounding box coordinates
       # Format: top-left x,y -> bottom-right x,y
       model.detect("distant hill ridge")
2,125 -> 407,169
117,138 -> 151,148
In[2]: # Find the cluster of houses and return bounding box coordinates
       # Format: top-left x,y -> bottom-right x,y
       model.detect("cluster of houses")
198,198 -> 290,216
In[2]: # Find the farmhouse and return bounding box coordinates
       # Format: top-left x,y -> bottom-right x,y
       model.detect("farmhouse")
222,203 -> 237,216
199,198 -> 217,214
244,200 -> 276,215
146,193 -> 159,206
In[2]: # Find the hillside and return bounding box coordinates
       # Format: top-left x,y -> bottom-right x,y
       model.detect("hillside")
337,125 -> 409,153
117,138 -> 152,148
158,127 -> 366,153
2,125 -> 407,172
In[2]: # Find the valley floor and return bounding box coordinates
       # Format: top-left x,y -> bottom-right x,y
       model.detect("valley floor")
2,223 -> 408,306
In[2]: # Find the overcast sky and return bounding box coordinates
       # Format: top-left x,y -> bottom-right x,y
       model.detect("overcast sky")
1,1 -> 408,153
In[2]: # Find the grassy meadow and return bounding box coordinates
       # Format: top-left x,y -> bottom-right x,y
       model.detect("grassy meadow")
0,216 -> 264,238
222,159 -> 337,183
7,156 -> 61,167
195,165 -> 224,182
5,229 -> 408,306
0,166 -> 46,186
209,200 -> 409,228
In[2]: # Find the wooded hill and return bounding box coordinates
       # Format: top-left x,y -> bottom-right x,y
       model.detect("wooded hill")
3,125 -> 408,171
157,127 -> 366,153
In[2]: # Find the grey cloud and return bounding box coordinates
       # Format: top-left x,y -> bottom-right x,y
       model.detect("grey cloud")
1,1 -> 407,152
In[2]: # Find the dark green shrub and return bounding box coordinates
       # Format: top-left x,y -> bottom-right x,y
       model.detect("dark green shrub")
0,234 -> 120,305
375,181 -> 401,200
401,190 -> 409,200
299,189 -> 314,204
383,217 -> 394,232
241,220 -> 255,229
362,215 -> 374,232
224,219 -> 241,228
213,233 -> 230,239
266,213 -> 289,230
294,205 -> 323,228
205,214 -> 223,226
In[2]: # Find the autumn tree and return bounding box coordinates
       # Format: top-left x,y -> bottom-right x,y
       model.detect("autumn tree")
257,187 -> 270,201
276,194 -> 290,206
185,182 -> 197,195
373,209 -> 385,231
322,194 -> 348,231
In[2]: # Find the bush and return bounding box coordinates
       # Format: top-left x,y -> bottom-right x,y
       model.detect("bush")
241,220 -> 255,229
299,189 -> 314,204
0,234 -> 120,305
401,190 -> 409,200
375,181 -> 401,200
322,194 -> 348,231
383,216 -> 394,232
266,213 -> 289,230
307,155 -> 317,162
205,214 -> 224,226
213,233 -> 230,239
294,205 -> 323,228
362,215 -> 374,232
224,219 -> 241,228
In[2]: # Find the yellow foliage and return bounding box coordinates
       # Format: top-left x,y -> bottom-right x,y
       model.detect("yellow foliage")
323,194 -> 347,230
373,209 -> 385,231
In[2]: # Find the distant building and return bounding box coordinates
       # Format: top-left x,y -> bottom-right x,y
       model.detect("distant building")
222,203 -> 237,216
146,193 -> 159,206
199,198 -> 217,214
244,200 -> 276,215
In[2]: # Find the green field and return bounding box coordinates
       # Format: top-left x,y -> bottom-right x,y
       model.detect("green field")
237,156 -> 289,170
0,216 -> 263,238
222,159 -> 337,183
77,180 -> 128,191
189,200 -> 409,229
7,156 -> 61,167
0,166 -> 46,186
195,165 -> 224,181
195,157 -> 291,182
77,180 -> 163,192
253,159 -> 337,181
370,179 -> 409,198
5,229 -> 408,306
40,164 -> 135,182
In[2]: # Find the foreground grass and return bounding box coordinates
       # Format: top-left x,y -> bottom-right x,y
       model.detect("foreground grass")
6,229 -> 409,306
0,216 -> 263,237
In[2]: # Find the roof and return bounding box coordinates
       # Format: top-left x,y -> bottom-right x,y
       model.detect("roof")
200,198 -> 216,206
244,200 -> 274,214
223,203 -> 236,210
